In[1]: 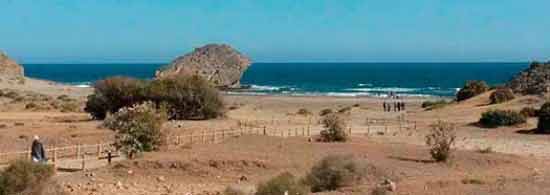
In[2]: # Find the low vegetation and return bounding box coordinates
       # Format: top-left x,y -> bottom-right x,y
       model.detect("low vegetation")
421,99 -> 450,110
456,80 -> 489,101
537,102 -> 550,134
479,109 -> 526,128
296,108 -> 312,116
85,75 -> 224,120
256,172 -> 309,195
520,107 -> 538,118
489,87 -> 515,104
0,160 -> 56,195
104,102 -> 167,159
425,121 -> 456,162
318,108 -> 333,116
318,114 -> 348,142
304,154 -> 369,192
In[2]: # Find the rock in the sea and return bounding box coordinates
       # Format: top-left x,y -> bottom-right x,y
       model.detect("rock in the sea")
155,44 -> 251,88
0,51 -> 25,84
507,62 -> 550,95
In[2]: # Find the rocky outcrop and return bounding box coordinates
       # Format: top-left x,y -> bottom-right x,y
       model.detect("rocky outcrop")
0,51 -> 25,84
507,62 -> 550,95
156,44 -> 251,88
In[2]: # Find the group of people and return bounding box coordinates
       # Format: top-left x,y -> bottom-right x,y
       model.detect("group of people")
382,92 -> 406,112
383,101 -> 406,112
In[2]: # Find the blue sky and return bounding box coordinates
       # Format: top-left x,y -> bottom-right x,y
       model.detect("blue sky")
1,0 -> 550,63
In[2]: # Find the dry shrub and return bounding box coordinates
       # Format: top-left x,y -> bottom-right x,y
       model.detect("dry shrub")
421,100 -> 449,110
337,106 -> 352,114
304,154 -> 370,192
296,108 -> 312,116
520,107 -> 538,118
319,108 -> 333,116
489,88 -> 515,104
0,160 -> 55,195
425,121 -> 456,162
224,185 -> 250,195
104,102 -> 167,159
60,101 -> 80,113
479,109 -> 526,128
456,80 -> 489,101
256,172 -> 309,195
318,114 -> 348,142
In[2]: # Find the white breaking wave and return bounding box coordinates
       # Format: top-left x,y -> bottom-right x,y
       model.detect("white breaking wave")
345,87 -> 420,92
357,83 -> 373,87
249,85 -> 298,91
70,82 -> 93,88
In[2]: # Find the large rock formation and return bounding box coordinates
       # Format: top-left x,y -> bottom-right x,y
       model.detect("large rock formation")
507,62 -> 550,95
156,44 -> 251,88
0,51 -> 25,84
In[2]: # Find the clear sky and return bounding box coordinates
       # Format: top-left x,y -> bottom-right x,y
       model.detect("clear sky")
1,0 -> 550,63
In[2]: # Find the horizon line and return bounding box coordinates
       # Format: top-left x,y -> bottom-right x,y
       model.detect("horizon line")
20,61 -> 532,65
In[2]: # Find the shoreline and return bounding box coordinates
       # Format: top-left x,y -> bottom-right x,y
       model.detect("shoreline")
0,77 -> 452,101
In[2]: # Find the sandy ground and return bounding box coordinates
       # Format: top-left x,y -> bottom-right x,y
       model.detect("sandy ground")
2,79 -> 550,194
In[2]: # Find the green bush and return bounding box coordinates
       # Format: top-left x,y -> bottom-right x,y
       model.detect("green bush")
146,75 -> 224,120
479,110 -> 526,128
537,102 -> 550,134
318,114 -> 348,142
85,77 -> 147,119
421,100 -> 449,110
85,76 -> 224,120
0,160 -> 55,195
456,80 -> 489,101
256,172 -> 309,195
489,88 -> 515,104
425,121 -> 456,162
319,108 -> 333,116
304,154 -> 369,192
520,107 -> 538,118
104,102 -> 167,159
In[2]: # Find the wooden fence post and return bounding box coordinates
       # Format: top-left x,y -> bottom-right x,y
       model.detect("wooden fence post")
81,154 -> 86,170
263,126 -> 266,135
202,130 -> 206,143
97,144 -> 102,158
76,144 -> 81,159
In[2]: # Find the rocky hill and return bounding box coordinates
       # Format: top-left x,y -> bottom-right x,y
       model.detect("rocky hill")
156,44 -> 251,88
0,52 -> 24,84
507,62 -> 550,95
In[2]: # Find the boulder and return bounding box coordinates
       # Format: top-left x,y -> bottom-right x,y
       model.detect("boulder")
507,62 -> 550,95
156,44 -> 251,88
0,51 -> 25,84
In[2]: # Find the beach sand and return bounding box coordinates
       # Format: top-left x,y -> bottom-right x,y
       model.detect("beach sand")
1,79 -> 550,194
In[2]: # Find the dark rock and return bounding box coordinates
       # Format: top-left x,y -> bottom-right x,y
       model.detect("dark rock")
507,62 -> 550,95
156,44 -> 251,88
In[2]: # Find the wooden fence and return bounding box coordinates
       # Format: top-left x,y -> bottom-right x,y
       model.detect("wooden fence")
0,118 -> 418,170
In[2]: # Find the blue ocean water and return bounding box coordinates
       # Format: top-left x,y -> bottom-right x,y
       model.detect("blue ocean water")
23,63 -> 527,97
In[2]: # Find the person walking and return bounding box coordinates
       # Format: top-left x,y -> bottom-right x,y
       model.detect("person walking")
383,101 -> 387,112
31,135 -> 46,163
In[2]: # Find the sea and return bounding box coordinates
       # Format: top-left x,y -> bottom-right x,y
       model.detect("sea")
23,62 -> 528,98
